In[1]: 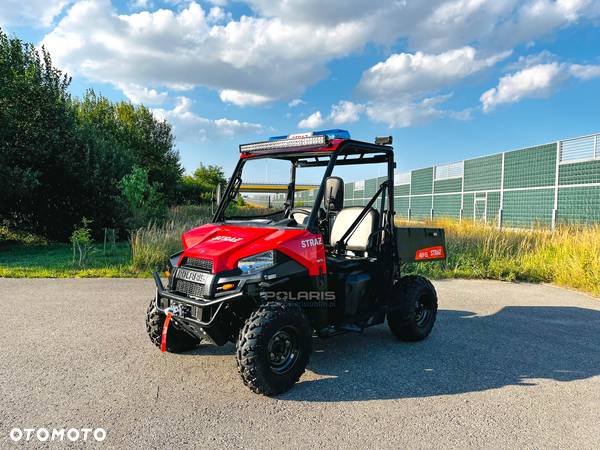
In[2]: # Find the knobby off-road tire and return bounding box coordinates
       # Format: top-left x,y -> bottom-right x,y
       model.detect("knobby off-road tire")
236,302 -> 312,396
146,299 -> 201,353
387,275 -> 438,342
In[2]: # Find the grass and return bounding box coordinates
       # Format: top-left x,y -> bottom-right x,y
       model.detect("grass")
0,242 -> 144,278
402,219 -> 600,297
131,219 -> 209,272
1,209 -> 599,298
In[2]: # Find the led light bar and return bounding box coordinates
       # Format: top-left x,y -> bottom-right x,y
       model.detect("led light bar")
269,129 -> 351,141
240,134 -> 329,153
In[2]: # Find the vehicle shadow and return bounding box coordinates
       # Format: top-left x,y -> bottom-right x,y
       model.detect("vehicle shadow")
281,306 -> 600,402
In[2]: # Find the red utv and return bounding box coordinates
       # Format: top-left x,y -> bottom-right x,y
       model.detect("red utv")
146,130 -> 446,396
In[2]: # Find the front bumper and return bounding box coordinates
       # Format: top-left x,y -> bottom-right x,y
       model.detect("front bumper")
153,272 -> 243,327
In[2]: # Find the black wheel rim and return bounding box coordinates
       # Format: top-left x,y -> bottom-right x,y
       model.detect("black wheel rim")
268,327 -> 299,374
414,295 -> 432,327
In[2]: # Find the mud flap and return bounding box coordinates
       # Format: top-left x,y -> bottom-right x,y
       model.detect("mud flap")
160,312 -> 173,352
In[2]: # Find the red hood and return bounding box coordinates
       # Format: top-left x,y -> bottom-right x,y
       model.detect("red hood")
181,223 -> 325,275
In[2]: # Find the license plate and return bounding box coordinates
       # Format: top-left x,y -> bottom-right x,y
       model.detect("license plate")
176,268 -> 208,284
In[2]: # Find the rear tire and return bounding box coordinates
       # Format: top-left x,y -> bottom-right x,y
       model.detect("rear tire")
236,302 -> 312,396
146,299 -> 201,353
387,275 -> 438,341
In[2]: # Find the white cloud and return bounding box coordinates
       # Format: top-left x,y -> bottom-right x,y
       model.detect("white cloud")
39,0 -> 600,112
366,94 -> 457,128
288,98 -> 305,108
481,61 -> 600,111
33,0 -> 600,135
297,101 -> 366,128
298,111 -> 324,129
219,89 -> 273,106
410,0 -> 600,51
129,0 -> 152,10
207,6 -> 230,24
328,101 -> 365,124
246,0 -> 600,52
41,0 -> 379,103
500,0 -> 600,46
118,83 -> 168,104
481,63 -> 564,111
152,96 -> 263,142
297,95 -> 471,129
569,64 -> 600,80
352,46 -> 499,127
0,0 -> 70,27
245,0 -> 393,26
359,47 -> 511,97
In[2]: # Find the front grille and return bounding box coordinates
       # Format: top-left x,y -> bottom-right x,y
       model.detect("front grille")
174,279 -> 205,298
184,257 -> 213,272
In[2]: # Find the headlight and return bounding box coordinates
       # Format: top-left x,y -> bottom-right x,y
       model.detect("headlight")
237,251 -> 276,275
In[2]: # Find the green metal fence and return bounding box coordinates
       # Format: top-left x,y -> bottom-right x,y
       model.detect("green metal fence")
258,133 -> 600,229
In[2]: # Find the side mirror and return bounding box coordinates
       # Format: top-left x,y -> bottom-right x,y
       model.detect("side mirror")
323,176 -> 344,212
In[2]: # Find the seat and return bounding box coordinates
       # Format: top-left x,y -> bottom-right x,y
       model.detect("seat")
329,207 -> 379,254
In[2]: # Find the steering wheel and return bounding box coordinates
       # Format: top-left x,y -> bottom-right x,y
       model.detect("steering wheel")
289,208 -> 312,226
288,207 -> 326,226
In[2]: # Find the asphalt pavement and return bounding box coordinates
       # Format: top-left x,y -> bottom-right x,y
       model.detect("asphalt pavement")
0,278 -> 599,449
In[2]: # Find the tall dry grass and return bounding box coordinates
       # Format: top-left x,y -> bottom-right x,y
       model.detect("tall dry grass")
404,219 -> 600,297
130,204 -> 274,271
130,206 -> 214,271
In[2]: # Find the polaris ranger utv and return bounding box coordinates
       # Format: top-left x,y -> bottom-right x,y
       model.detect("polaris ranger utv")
146,129 -> 446,396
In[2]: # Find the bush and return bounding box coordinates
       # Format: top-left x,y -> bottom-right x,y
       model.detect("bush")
0,226 -> 47,247
119,166 -> 167,230
70,218 -> 94,267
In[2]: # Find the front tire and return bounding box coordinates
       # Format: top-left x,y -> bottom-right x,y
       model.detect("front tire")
236,302 -> 312,396
387,275 -> 438,341
146,299 -> 201,353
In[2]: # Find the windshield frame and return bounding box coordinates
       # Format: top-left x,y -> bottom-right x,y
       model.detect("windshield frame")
212,155 -> 299,226
212,141 -> 395,233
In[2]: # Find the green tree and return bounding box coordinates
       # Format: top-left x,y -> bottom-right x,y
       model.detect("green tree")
193,164 -> 226,188
119,166 -> 166,229
115,102 -> 182,203
75,91 -> 183,204
0,29 -> 81,238
0,29 -> 184,240
175,164 -> 227,204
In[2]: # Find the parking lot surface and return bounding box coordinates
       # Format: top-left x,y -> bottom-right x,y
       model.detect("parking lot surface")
1,278 -> 599,448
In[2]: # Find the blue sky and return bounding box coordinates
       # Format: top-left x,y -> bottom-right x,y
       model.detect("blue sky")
2,0 -> 600,183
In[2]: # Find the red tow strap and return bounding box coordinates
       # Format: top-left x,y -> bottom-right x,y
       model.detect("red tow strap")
161,312 -> 173,352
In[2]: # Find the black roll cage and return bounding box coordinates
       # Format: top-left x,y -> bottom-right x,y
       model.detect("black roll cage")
213,140 -> 396,250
